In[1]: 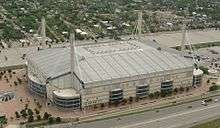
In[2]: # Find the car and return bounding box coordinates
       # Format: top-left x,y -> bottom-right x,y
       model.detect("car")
204,98 -> 212,102
188,106 -> 192,108
214,99 -> 219,102
201,100 -> 207,106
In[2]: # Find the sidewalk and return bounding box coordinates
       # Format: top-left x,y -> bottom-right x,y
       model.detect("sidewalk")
5,124 -> 19,128
79,90 -> 220,123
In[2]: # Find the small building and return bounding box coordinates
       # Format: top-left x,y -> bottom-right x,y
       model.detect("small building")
193,68 -> 204,86
208,69 -> 218,78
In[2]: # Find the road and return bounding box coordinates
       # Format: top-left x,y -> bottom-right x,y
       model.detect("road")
47,95 -> 220,128
118,102 -> 220,128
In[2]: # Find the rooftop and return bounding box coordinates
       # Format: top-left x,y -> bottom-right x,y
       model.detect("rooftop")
28,39 -> 193,85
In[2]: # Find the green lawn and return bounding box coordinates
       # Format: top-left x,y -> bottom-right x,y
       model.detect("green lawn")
191,118 -> 220,128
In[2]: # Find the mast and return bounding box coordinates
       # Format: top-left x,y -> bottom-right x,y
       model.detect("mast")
41,17 -> 46,45
137,11 -> 143,40
70,33 -> 76,89
181,6 -> 189,51
181,23 -> 187,51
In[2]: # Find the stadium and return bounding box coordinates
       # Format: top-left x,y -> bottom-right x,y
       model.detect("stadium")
26,37 -> 203,110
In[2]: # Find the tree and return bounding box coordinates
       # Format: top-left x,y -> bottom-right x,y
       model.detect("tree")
55,117 -> 61,123
154,91 -> 160,98
15,111 -> 20,119
27,115 -> 34,122
20,109 -> 27,118
25,104 -> 28,109
186,87 -> 190,92
27,109 -> 33,116
123,99 -> 127,104
209,85 -> 218,91
149,93 -> 154,99
2,21 -> 24,40
10,117 -> 14,120
93,105 -> 98,109
174,88 -> 178,94
4,97 -> 8,102
75,117 -> 79,122
36,115 -> 41,120
14,81 -> 18,86
48,117 -> 54,124
161,91 -> 166,97
207,79 -> 210,84
34,108 -> 40,115
129,97 -> 133,103
17,78 -> 22,84
157,47 -> 161,50
180,87 -> 184,92
199,66 -> 209,75
36,102 -> 42,109
7,69 -> 12,74
100,103 -> 105,109
0,116 -> 7,125
5,78 -> 9,83
135,97 -> 139,102
43,112 -> 50,120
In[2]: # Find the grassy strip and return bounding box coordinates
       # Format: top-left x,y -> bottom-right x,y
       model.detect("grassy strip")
173,41 -> 220,50
193,41 -> 220,49
191,118 -> 220,128
81,103 -> 174,123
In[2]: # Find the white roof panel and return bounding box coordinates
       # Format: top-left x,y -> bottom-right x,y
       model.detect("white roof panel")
111,54 -> 137,76
28,40 -> 193,85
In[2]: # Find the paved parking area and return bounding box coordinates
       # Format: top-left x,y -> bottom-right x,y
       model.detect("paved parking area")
152,29 -> 220,47
197,46 -> 220,74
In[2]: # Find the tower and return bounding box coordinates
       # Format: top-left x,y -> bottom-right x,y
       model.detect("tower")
70,33 -> 76,88
70,33 -> 82,91
181,23 -> 187,51
195,0 -> 199,9
137,11 -> 143,40
40,17 -> 46,45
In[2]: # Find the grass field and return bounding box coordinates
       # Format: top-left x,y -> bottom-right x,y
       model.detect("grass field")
191,118 -> 220,128
173,41 -> 220,50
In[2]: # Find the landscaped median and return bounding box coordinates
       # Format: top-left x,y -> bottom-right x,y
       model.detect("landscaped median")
79,90 -> 220,123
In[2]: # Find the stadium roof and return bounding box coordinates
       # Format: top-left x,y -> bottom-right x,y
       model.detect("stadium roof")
28,40 -> 193,84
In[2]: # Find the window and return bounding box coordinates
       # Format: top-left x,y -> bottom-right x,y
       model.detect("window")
161,81 -> 173,93
136,85 -> 149,98
193,75 -> 202,86
109,89 -> 123,103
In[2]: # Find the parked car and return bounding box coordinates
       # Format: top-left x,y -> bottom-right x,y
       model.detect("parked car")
214,99 -> 219,102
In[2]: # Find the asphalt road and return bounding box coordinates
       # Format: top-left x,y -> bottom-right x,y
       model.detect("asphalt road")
48,95 -> 220,128
118,102 -> 220,128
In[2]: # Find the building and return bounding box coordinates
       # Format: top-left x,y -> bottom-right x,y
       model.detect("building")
27,39 -> 201,109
